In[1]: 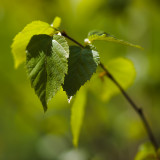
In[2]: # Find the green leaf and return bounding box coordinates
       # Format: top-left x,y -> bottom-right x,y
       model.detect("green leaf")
63,45 -> 100,98
11,21 -> 54,68
134,142 -> 157,160
26,34 -> 69,111
52,16 -> 61,29
71,88 -> 87,147
100,58 -> 136,101
86,30 -> 143,50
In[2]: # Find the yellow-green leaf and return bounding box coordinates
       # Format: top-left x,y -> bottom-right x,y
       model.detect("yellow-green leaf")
52,16 -> 61,29
134,142 -> 157,160
11,21 -> 54,68
101,57 -> 136,101
86,30 -> 143,50
71,88 -> 87,147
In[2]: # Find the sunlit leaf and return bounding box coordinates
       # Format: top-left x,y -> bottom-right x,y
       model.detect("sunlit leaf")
134,142 -> 157,160
86,30 -> 143,50
101,58 -> 136,101
26,34 -> 69,111
11,21 -> 54,68
52,16 -> 61,29
71,88 -> 87,147
63,45 -> 100,98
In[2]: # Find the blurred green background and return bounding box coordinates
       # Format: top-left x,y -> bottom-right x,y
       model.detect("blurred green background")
0,0 -> 160,159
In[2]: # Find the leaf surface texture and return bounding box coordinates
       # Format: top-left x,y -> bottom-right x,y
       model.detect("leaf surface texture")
26,34 -> 69,111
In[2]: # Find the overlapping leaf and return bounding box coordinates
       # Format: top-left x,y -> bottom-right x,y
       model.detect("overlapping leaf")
71,88 -> 87,147
26,34 -> 69,111
86,30 -> 143,49
63,45 -> 100,98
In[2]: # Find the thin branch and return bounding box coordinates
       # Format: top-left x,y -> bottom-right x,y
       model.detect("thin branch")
99,62 -> 159,151
61,31 -> 84,48
62,31 -> 159,151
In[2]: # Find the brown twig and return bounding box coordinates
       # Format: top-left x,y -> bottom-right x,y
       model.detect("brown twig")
61,31 -> 84,48
99,62 -> 159,151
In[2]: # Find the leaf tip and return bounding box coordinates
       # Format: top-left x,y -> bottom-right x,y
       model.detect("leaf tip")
43,105 -> 48,113
68,96 -> 73,103
14,63 -> 18,69
131,44 -> 144,50
73,139 -> 78,148
41,100 -> 48,113
51,16 -> 61,29
13,60 -> 20,69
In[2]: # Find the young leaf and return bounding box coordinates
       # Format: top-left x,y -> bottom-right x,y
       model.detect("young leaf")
135,142 -> 157,160
71,88 -> 87,147
26,34 -> 69,111
86,30 -> 143,50
101,57 -> 136,101
11,21 -> 54,68
52,16 -> 61,29
63,45 -> 100,98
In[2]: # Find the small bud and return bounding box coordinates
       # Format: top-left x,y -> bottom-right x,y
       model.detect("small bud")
84,38 -> 91,45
